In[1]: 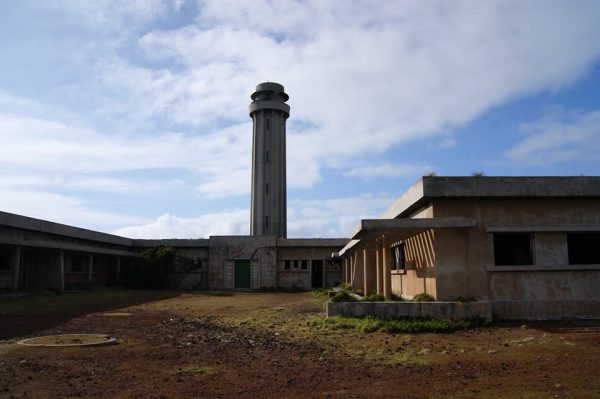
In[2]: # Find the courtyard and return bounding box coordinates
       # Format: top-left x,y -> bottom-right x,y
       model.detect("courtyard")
0,290 -> 599,398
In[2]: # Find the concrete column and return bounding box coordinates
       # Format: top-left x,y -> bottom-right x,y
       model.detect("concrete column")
376,246 -> 382,295
12,246 -> 21,291
88,254 -> 94,285
56,251 -> 65,293
350,254 -> 356,287
382,236 -> 392,300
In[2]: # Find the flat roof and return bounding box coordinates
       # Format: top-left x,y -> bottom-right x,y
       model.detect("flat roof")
382,176 -> 600,219
339,217 -> 475,256
277,238 -> 349,248
0,210 -> 133,247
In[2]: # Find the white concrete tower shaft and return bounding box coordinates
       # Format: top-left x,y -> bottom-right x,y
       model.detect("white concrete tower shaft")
249,82 -> 290,238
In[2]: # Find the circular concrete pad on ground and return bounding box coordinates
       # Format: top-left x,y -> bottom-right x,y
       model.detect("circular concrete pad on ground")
18,334 -> 117,347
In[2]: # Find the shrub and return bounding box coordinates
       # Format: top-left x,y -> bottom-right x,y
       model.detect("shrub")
413,292 -> 435,302
330,291 -> 358,303
390,293 -> 403,301
338,282 -> 352,291
121,246 -> 178,289
362,293 -> 385,302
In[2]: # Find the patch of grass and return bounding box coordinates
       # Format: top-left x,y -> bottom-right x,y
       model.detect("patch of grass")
311,287 -> 331,302
362,293 -> 385,302
314,316 -> 485,334
413,292 -> 435,302
0,289 -> 175,315
330,291 -> 358,303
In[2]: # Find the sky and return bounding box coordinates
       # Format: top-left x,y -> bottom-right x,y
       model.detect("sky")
0,0 -> 599,239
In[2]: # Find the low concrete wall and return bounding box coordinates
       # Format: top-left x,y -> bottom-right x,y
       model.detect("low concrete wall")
327,301 -> 493,322
492,300 -> 600,320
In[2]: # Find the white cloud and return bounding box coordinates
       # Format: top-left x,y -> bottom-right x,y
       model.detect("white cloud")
344,162 -> 430,179
0,188 -> 145,230
113,210 -> 249,238
503,109 -> 600,166
107,0 -> 600,186
0,106 -> 252,198
112,194 -> 391,238
288,195 -> 392,238
2,1 -> 600,236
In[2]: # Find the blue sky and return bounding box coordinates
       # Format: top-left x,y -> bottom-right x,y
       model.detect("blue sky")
0,0 -> 599,238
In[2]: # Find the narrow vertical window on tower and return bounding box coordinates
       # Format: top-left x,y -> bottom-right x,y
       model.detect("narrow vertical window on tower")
266,118 -> 270,131
265,150 -> 269,163
266,183 -> 269,195
265,216 -> 269,229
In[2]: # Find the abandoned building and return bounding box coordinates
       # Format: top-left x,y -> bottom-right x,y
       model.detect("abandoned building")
337,176 -> 600,319
0,82 -> 599,320
0,82 -> 345,293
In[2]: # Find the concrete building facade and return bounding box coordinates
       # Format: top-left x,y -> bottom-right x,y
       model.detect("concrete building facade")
338,176 -> 600,319
0,210 -> 345,292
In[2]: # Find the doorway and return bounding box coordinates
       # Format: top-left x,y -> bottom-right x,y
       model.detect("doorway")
311,259 -> 323,288
234,260 -> 251,289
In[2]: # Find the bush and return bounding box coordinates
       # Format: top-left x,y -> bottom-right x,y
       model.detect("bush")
413,292 -> 435,302
330,291 -> 358,303
362,293 -> 385,302
121,246 -> 178,289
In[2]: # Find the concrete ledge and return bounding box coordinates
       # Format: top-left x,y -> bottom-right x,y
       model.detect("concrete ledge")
491,300 -> 600,320
327,301 -> 492,322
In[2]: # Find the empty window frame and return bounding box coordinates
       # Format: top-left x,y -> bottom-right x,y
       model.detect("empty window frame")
493,233 -> 534,266
265,216 -> 269,229
266,118 -> 271,131
284,260 -> 309,270
265,183 -> 269,195
390,243 -> 405,272
69,255 -> 87,273
0,248 -> 12,271
567,232 -> 600,265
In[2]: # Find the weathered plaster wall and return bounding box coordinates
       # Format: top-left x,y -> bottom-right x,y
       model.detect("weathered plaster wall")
277,246 -> 342,290
391,230 -> 436,299
208,236 -> 277,290
432,198 -> 600,302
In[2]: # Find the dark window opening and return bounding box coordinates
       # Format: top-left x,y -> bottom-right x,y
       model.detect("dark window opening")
265,150 -> 269,163
493,233 -> 534,266
70,255 -> 87,273
284,260 -> 291,270
265,216 -> 269,229
391,243 -> 405,271
568,232 -> 600,264
301,260 -> 308,270
0,248 -> 12,271
266,118 -> 271,131
265,183 -> 269,195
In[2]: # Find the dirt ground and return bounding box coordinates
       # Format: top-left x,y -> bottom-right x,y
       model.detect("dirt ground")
0,290 -> 599,398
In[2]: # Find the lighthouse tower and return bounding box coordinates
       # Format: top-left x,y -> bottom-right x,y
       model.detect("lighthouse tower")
249,82 -> 289,238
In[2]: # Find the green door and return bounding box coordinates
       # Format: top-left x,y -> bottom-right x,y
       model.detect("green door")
234,260 -> 251,289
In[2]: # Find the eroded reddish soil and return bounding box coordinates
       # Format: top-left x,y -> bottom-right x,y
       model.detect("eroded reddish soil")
0,291 -> 598,398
